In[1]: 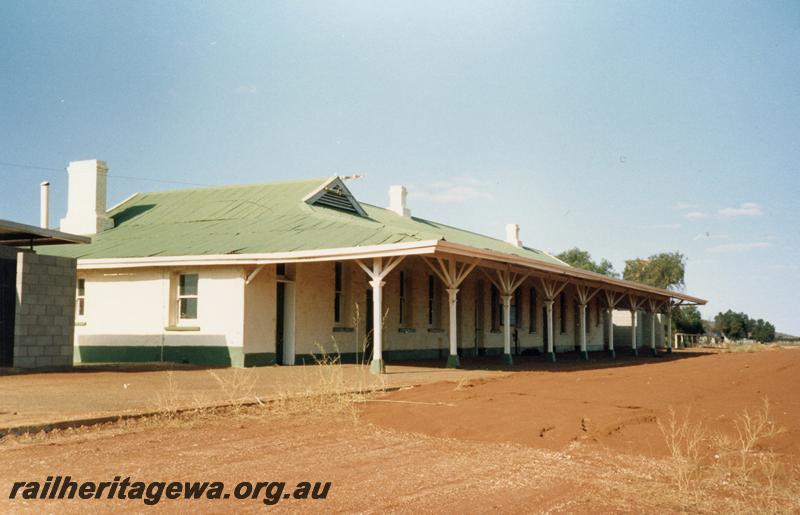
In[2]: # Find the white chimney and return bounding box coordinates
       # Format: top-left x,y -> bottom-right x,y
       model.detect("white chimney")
40,181 -> 50,229
389,185 -> 411,217
60,159 -> 114,235
505,223 -> 522,247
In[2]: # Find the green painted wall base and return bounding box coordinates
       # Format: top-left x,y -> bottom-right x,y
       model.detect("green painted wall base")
580,350 -> 589,360
608,349 -> 616,359
632,348 -> 639,357
76,343 -> 615,368
370,358 -> 385,375
244,352 -> 276,367
651,348 -> 658,357
77,345 -> 247,367
460,348 -> 478,358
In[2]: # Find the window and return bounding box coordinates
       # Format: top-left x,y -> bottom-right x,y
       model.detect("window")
510,289 -> 522,328
399,270 -> 407,325
529,288 -> 537,333
334,262 -> 343,323
559,292 -> 567,334
178,274 -> 198,320
427,275 -> 438,326
76,279 -> 85,317
276,263 -> 286,276
490,285 -> 500,331
596,300 -> 601,327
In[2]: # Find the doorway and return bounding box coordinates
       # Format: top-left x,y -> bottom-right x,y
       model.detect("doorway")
275,281 -> 295,365
0,258 -> 15,367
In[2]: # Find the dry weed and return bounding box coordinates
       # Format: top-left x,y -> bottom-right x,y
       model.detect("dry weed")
721,342 -> 776,353
268,342 -> 382,420
657,399 -> 799,513
206,368 -> 258,414
152,371 -> 181,421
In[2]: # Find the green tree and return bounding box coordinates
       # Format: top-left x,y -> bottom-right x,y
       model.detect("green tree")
714,310 -> 750,340
750,319 -> 776,343
673,305 -> 704,334
556,247 -> 618,277
623,252 -> 686,290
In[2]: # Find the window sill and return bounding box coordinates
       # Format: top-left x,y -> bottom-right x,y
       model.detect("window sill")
75,321 -> 87,327
427,328 -> 445,333
332,326 -> 354,333
165,325 -> 201,332
398,327 -> 416,334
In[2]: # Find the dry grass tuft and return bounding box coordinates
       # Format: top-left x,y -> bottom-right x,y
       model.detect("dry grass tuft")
267,342 -> 385,420
721,342 -> 778,353
656,399 -> 799,513
152,371 -> 182,421
206,368 -> 258,414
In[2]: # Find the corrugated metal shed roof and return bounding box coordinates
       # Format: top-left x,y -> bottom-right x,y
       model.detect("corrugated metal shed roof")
40,177 -> 564,265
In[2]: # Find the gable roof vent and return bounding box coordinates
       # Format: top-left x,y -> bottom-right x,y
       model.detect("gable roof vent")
303,177 -> 367,216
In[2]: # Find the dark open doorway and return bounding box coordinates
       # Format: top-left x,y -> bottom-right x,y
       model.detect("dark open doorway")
275,282 -> 285,365
0,258 -> 16,367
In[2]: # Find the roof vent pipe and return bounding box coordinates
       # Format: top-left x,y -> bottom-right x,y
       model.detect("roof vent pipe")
505,223 -> 522,248
40,181 -> 50,229
389,185 -> 411,217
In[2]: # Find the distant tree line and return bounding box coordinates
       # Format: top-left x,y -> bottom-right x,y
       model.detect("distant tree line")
714,310 -> 776,342
556,247 -> 776,342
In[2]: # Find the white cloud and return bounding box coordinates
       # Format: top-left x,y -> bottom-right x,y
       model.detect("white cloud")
707,242 -> 772,253
234,85 -> 258,94
410,177 -> 493,204
684,211 -> 708,220
718,202 -> 763,218
693,232 -> 729,240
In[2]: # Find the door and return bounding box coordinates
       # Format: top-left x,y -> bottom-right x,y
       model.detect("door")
0,258 -> 16,367
275,282 -> 285,364
275,281 -> 296,365
364,288 -> 374,360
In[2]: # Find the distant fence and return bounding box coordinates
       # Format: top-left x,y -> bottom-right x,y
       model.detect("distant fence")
674,333 -> 723,348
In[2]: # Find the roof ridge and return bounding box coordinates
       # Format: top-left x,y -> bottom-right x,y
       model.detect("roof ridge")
134,176 -> 330,197
359,202 -> 552,257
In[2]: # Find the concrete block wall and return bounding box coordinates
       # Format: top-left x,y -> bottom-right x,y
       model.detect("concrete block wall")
13,251 -> 77,368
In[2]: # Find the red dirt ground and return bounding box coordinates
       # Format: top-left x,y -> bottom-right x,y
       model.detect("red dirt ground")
362,348 -> 800,462
0,348 -> 797,513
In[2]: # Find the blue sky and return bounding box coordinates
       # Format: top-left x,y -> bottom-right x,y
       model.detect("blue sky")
1,1 -> 798,333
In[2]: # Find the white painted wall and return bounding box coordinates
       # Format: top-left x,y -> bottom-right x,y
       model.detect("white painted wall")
76,267 -> 246,356
74,256 -> 655,365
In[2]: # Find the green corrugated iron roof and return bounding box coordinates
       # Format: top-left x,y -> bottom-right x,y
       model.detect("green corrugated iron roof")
40,177 -> 565,265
